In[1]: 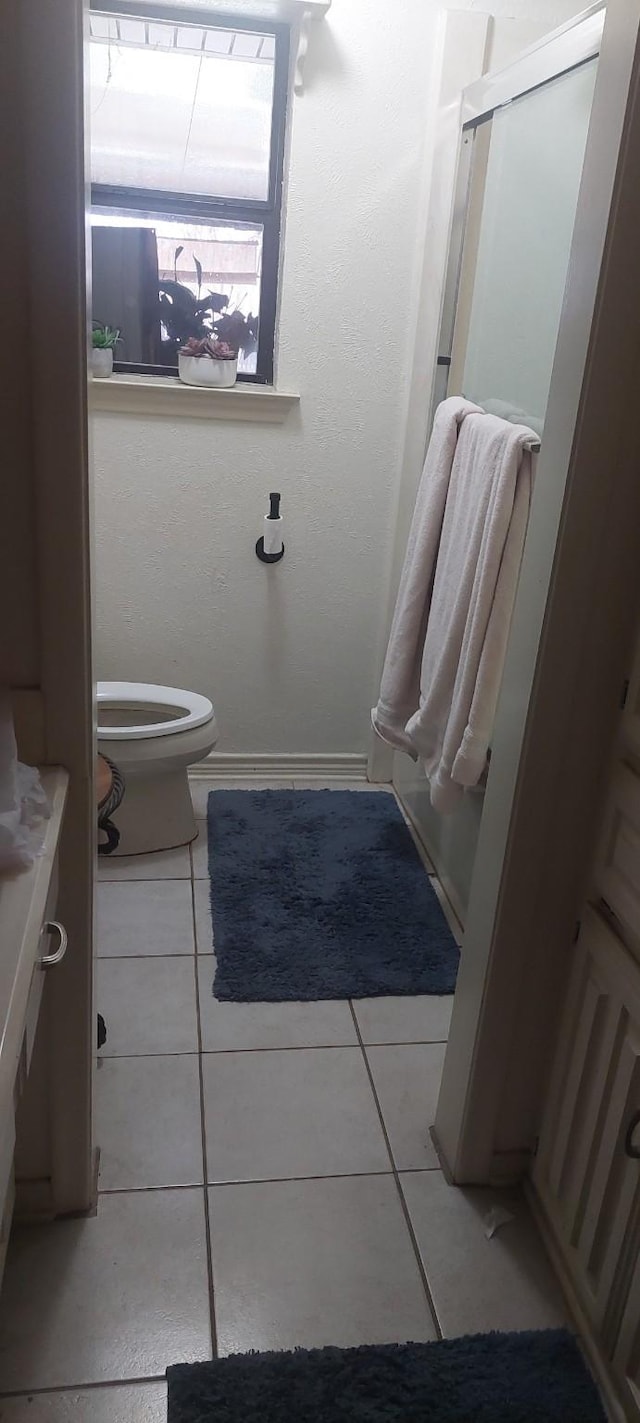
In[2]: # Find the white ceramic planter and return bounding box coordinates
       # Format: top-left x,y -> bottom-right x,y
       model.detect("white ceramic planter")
91,347 -> 113,379
178,354 -> 238,389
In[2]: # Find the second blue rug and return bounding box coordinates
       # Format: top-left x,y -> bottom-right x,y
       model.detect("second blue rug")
167,1331 -> 605,1422
207,790 -> 459,1001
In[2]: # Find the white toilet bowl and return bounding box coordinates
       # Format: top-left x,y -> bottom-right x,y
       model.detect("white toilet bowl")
97,681 -> 218,855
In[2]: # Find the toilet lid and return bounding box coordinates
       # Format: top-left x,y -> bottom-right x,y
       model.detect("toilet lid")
97,681 -> 214,740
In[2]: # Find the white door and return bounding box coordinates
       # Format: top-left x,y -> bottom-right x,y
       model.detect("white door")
533,621 -> 640,1413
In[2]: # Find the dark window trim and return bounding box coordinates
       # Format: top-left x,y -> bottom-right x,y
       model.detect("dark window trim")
89,1 -> 290,385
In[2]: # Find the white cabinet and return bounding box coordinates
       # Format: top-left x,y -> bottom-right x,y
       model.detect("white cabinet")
534,909 -> 640,1337
0,769 -> 68,1267
531,622 -> 640,1418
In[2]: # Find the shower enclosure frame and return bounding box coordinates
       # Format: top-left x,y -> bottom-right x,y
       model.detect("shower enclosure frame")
432,2 -> 604,429
399,0 -> 640,1192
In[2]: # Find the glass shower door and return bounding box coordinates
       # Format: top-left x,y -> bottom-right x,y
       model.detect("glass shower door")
395,39 -> 600,923
452,57 -> 598,435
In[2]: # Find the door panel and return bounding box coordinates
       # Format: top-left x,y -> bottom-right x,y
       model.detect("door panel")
534,908 -> 640,1340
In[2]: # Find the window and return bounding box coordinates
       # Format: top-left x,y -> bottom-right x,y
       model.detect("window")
89,4 -> 289,382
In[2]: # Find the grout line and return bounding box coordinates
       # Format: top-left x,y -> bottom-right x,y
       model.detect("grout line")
98,1049 -> 200,1060
398,1167 -> 443,1176
196,1040 -> 446,1054
192,879 -> 215,959
198,1042 -> 365,1055
98,1182 -> 206,1195
98,1040 -> 449,1062
97,952 -> 198,961
97,870 -> 190,882
96,1172 -> 398,1197
97,1050 -> 200,1062
206,1169 -> 395,1189
0,1376 -> 168,1400
348,1000 -> 443,1341
353,1038 -> 449,1049
191,871 -> 219,1361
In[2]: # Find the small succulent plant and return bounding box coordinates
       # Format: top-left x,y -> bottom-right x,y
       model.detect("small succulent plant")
179,336 -> 237,361
92,322 -> 121,350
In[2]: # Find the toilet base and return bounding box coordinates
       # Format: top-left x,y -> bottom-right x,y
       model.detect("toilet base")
108,766 -> 198,856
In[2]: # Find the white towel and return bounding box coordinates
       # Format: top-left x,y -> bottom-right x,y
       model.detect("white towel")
373,408 -> 535,813
372,396 -> 482,756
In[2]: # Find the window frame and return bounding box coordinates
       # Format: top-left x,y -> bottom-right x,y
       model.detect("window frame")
89,0 -> 291,384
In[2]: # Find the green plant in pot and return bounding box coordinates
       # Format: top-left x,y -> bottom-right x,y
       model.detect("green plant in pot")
162,251 -> 256,386
92,322 -> 121,379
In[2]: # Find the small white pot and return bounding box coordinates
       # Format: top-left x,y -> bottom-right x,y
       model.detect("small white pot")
178,354 -> 238,389
92,347 -> 114,379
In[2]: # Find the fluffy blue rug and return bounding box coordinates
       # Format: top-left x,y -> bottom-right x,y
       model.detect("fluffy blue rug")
167,1330 -> 605,1421
207,789 -> 458,1001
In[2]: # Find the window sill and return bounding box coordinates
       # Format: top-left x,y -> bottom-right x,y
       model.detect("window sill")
89,373 -> 300,423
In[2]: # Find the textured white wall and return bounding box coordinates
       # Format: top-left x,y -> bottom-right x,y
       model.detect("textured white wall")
93,0 -> 586,756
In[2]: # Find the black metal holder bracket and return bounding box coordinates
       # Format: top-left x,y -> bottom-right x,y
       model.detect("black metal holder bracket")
256,537 -> 285,564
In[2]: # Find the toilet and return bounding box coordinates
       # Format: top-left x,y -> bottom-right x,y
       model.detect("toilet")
97,681 -> 218,855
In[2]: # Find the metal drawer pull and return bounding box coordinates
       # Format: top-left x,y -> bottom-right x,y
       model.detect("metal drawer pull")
40,920 -> 68,968
625,1110 -> 640,1159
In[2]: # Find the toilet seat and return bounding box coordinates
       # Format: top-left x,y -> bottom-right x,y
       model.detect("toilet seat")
97,681 -> 214,741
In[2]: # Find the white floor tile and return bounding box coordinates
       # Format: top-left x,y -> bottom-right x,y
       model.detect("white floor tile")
96,1055 -> 203,1190
97,957 -> 198,1056
191,822 -> 209,880
98,844 -> 191,881
401,1171 -> 568,1337
354,995 -> 453,1045
209,1174 -> 435,1355
0,1191 -> 211,1391
97,881 -> 195,958
189,779 -> 294,817
194,880 -> 214,954
366,1043 -> 446,1170
197,960 -> 357,1052
202,1047 -> 389,1183
0,1382 -> 167,1421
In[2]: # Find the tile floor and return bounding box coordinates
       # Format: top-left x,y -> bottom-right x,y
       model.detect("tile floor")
0,780 -> 567,1419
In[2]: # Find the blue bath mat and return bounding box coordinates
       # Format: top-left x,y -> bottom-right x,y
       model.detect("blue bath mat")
167,1330 -> 605,1422
207,789 -> 459,1001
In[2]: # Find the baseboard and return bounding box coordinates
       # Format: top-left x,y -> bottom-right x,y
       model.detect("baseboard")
525,1181 -> 629,1423
190,752 -> 370,780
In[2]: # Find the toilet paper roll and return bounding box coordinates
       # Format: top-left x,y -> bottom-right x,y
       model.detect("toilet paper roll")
263,515 -> 283,556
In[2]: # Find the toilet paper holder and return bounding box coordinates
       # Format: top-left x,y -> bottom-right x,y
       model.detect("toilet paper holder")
256,492 -> 285,564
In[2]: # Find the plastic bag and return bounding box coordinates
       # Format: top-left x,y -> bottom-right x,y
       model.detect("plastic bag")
0,694 -> 50,874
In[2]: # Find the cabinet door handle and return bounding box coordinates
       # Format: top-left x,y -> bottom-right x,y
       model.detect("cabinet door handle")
625,1110 -> 640,1159
40,920 -> 68,968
